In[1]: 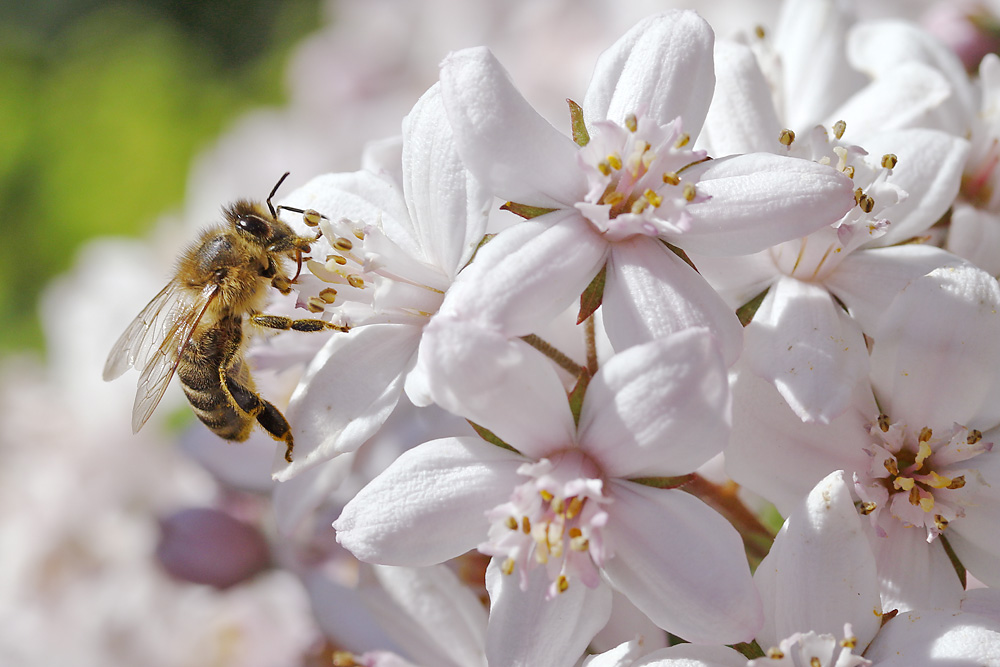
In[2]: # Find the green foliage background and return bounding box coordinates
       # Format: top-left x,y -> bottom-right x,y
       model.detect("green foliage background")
0,0 -> 321,355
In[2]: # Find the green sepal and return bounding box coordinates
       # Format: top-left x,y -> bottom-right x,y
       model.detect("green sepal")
736,287 -> 770,327
731,641 -> 765,659
662,240 -> 697,271
940,534 -> 968,589
578,264 -> 607,324
568,368 -> 591,427
628,474 -> 695,489
567,98 -> 590,146
468,420 -> 519,453
500,201 -> 559,219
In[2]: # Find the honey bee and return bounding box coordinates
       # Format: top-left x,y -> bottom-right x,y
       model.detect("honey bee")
103,172 -> 346,463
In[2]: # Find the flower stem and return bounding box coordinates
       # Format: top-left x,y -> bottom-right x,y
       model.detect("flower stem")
520,334 -> 583,376
584,316 -> 598,375
681,474 -> 775,566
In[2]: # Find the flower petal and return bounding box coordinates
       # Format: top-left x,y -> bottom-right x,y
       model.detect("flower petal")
753,471 -> 881,651
631,645 -> 748,667
870,520 -> 964,613
864,608 -> 1000,666
402,83 -> 491,277
676,154 -> 855,256
439,46 -> 584,207
603,238 -> 743,366
334,436 -> 524,566
743,277 -> 870,424
485,558 -> 613,667
871,265 -> 1000,429
416,316 -> 576,458
578,330 -> 730,478
277,323 -> 420,481
584,11 -> 715,135
602,480 -> 762,644
946,203 -> 1000,277
700,40 -> 783,156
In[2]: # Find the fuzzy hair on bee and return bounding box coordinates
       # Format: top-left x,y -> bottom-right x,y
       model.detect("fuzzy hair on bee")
103,173 -> 347,463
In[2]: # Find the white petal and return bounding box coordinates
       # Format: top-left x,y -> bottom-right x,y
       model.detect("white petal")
700,40 -> 783,156
416,316 -> 576,458
753,471 -> 881,651
828,62 -> 952,141
677,154 -> 855,256
688,250 -> 779,310
439,209 -> 609,336
402,83 -> 491,276
774,0 -> 867,131
727,365 -> 876,515
365,565 -> 487,667
578,330 -> 730,478
744,277 -> 870,423
584,11 -> 715,136
871,265 -> 1000,429
870,520 -> 964,613
944,450 -> 1000,588
864,608 -> 1000,666
333,436 -> 524,566
485,558 -> 613,667
860,129 -> 968,247
603,238 -> 743,366
439,46 -> 584,207
277,323 -> 419,481
632,644 -> 756,667
824,244 -> 962,334
583,639 -> 645,667
602,480 -> 762,644
946,203 -> 1000,277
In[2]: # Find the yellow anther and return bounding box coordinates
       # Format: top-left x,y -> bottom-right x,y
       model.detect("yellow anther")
566,497 -> 584,519
334,237 -> 354,252
859,501 -> 877,515
353,229 -> 366,240
552,497 -> 566,515
604,191 -> 625,207
556,575 -> 569,593
854,187 -> 865,205
662,171 -> 680,186
505,516 -> 518,530
766,648 -> 785,659
948,475 -> 966,489
915,440 -> 933,468
934,515 -> 949,531
833,120 -> 847,139
625,114 -> 638,133
878,413 -> 890,432
683,183 -> 697,201
968,429 -> 982,444
843,164 -> 855,179
779,129 -> 795,146
306,297 -> 326,313
521,516 -> 531,534
884,458 -> 899,476
811,658 -> 822,667
919,427 -> 933,443
597,161 -> 612,176
644,188 -> 662,208
328,255 -> 348,266
859,194 -> 874,213
607,153 -> 622,170
926,471 -> 952,489
570,535 -> 590,551
302,209 -> 323,227
501,558 -> 515,575
540,489 -> 552,505
630,197 -> 649,215
882,153 -> 898,169
347,274 -> 365,289
841,636 -> 858,649
834,146 -> 849,171
894,476 -> 915,491
918,493 -> 935,512
755,25 -> 766,39
674,132 -> 691,148
319,287 -> 338,303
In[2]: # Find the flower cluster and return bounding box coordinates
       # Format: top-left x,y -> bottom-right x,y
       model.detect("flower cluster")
102,0 -> 1000,664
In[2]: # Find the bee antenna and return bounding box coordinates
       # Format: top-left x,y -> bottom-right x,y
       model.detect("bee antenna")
267,172 -> 291,218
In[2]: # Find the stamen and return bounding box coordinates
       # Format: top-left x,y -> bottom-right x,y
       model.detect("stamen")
624,114 -> 637,133
556,575 -> 569,593
878,413 -> 890,432
683,183 -> 697,201
662,171 -> 680,186
328,255 -> 348,266
306,297 -> 326,313
843,164 -> 855,179
968,430 -> 983,444
566,497 -> 584,519
319,287 -> 338,303
947,476 -> 966,489
884,458 -> 900,476
674,132 -> 690,148
604,191 -> 625,207
859,501 -> 877,515
598,161 -> 612,176
841,636 -> 858,649
754,25 -> 766,39
607,153 -> 622,170
919,427 -> 933,443
505,516 -> 518,530
833,120 -> 847,139
501,558 -> 515,575
334,237 -> 354,252
521,516 -> 531,534
346,274 -> 365,289
302,209 -> 323,227
766,648 -> 785,659
779,129 -> 795,146
934,515 -> 949,531
643,188 -> 663,208
881,154 -> 898,169
810,658 -> 822,667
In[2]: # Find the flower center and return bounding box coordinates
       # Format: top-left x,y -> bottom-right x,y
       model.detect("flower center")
756,625 -> 870,667
854,413 -> 993,542
769,122 -> 900,282
300,216 -> 449,327
480,449 -> 611,598
574,113 -> 708,242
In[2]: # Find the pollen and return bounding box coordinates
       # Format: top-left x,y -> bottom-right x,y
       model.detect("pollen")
878,413 -> 890,432
841,636 -> 858,649
810,658 -> 822,667
859,501 -> 877,515
925,471 -> 951,490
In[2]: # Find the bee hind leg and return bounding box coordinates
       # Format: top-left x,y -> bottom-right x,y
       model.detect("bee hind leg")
223,373 -> 296,463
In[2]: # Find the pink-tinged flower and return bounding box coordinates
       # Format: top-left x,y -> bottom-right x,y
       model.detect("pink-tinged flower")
727,264 -> 1000,612
436,11 -> 856,364
694,31 -> 969,423
270,82 -> 491,480
335,325 -> 762,659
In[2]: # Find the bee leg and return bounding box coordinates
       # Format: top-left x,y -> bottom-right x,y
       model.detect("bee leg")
251,314 -> 350,333
222,372 -> 295,463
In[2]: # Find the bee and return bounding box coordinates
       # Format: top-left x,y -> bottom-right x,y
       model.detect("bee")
103,172 -> 346,463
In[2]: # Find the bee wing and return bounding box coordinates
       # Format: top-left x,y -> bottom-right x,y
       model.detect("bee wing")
107,282 -> 219,433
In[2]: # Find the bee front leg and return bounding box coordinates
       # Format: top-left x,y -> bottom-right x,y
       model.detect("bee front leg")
221,371 -> 295,463
251,314 -> 350,333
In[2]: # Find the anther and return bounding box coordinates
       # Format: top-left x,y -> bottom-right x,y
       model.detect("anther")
968,429 -> 982,444
878,413 -> 890,432
766,648 -> 785,659
521,516 -> 531,534
754,25 -> 766,39
505,516 -> 518,530
947,475 -> 966,489
841,636 -> 858,649
859,194 -> 874,213
303,209 -> 323,227
843,164 -> 855,179
811,658 -> 822,667
859,501 -> 877,515
566,497 -> 584,519
630,197 -> 649,215
854,187 -> 865,205
625,114 -> 638,133
539,489 -> 554,502
607,154 -> 622,170
919,427 -> 933,443
319,287 -> 338,303
327,255 -> 347,266
598,161 -> 612,176
604,191 -> 625,206
644,188 -> 662,208
683,183 -> 697,201
833,120 -> 847,139
501,558 -> 515,575
347,274 -> 365,289
934,515 -> 949,531
779,129 -> 795,146
662,171 -> 680,186
306,296 -> 326,313
556,575 -> 569,593
353,229 -> 365,240
881,154 -> 898,169
884,458 -> 899,476
674,132 -> 690,148
334,237 -> 354,252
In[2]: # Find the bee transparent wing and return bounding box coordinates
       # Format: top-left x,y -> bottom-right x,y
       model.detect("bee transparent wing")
104,281 -> 187,381
127,283 -> 219,433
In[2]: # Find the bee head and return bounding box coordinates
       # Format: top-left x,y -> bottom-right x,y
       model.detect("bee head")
226,200 -> 277,245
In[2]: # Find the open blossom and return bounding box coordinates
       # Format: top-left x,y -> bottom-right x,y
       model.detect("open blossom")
269,82 -> 490,480
727,264 -> 1000,612
435,11 -> 856,365
334,325 -> 762,661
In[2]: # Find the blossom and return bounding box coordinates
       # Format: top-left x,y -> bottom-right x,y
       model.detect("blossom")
335,325 -> 762,659
435,11 -> 856,364
270,82 -> 491,480
727,264 -> 1000,611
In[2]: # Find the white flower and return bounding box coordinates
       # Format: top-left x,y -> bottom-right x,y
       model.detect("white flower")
271,82 -> 491,480
334,326 -> 762,659
435,11 -> 856,364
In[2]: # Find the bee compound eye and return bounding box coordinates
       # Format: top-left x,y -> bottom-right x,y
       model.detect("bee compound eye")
236,214 -> 271,239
